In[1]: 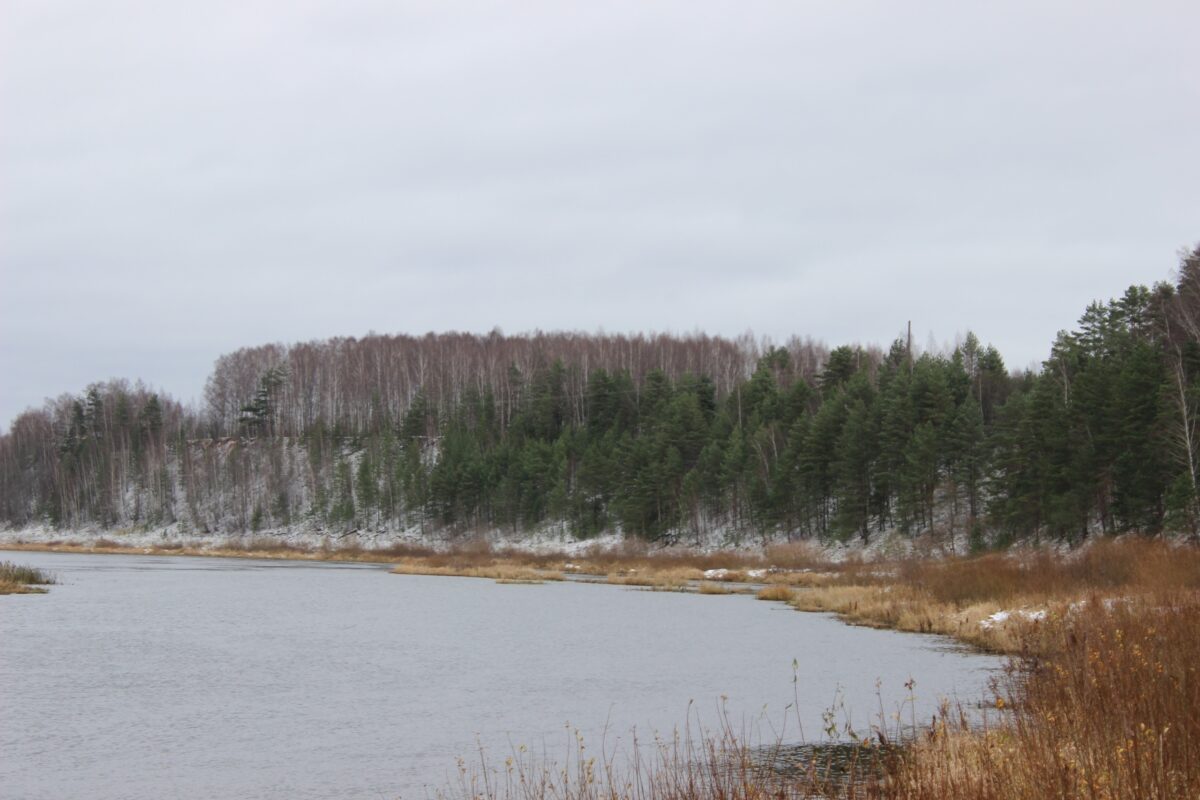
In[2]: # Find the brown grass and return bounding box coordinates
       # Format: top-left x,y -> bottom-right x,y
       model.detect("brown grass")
757,584 -> 796,602
782,538 -> 1200,653
0,560 -> 55,594
880,594 -> 1200,800
697,581 -> 734,595
763,541 -> 834,570
605,567 -> 703,590
391,562 -> 563,583
385,538 -> 571,583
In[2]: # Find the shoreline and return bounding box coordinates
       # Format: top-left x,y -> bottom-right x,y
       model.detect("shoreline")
0,539 -> 409,565
0,537 -> 1082,654
5,537 -> 1192,663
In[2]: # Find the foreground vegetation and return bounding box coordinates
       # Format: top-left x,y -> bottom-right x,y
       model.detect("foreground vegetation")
0,560 -> 55,594
886,594 -> 1199,799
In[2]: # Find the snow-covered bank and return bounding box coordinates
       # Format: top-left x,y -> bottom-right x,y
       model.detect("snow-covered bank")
0,519 -> 976,563
0,522 -> 628,557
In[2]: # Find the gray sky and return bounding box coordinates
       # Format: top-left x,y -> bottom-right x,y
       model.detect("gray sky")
2,0 -> 1198,430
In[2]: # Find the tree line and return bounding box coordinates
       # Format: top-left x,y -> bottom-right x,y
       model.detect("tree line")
3,247 -> 1199,546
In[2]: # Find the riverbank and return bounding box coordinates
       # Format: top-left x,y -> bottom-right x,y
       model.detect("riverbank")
6,534 -> 1194,655
0,536 -> 421,564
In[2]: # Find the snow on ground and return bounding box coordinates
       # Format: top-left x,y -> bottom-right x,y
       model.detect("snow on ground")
488,528 -> 624,556
0,521 -> 628,557
979,608 -> 1049,629
0,521 -> 947,563
3,518 -> 1141,564
0,522 -> 431,552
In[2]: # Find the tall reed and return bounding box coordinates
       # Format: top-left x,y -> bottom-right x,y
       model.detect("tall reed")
0,560 -> 55,594
879,594 -> 1200,799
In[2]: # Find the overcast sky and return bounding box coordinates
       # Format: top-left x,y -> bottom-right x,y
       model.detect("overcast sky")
2,0 -> 1197,429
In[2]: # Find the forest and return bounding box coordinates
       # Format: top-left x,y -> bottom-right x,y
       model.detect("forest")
3,245 -> 1200,547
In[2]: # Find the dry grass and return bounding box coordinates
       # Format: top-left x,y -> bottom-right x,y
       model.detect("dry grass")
605,567 -> 703,590
879,594 -> 1200,800
391,562 -> 563,583
757,584 -> 796,602
777,538 -> 1200,653
888,539 -> 1200,605
781,583 -> 1034,652
0,560 -> 55,594
387,538 -> 569,583
697,581 -> 734,595
764,541 -> 835,570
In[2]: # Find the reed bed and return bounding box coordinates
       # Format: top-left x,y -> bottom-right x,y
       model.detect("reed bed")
605,567 -> 703,590
0,560 -> 55,594
880,593 -> 1200,800
771,538 -> 1200,653
387,539 -> 569,583
391,562 -> 563,583
757,584 -> 796,602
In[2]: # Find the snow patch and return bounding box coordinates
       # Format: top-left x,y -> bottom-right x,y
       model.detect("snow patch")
980,608 -> 1048,629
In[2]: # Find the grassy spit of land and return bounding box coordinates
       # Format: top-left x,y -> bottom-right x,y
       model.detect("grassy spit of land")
0,560 -> 56,594
395,538 -> 833,589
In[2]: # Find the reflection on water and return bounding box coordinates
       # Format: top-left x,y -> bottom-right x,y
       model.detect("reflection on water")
0,549 -> 1003,800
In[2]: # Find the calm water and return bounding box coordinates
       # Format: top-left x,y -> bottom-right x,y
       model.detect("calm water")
0,550 -> 1003,799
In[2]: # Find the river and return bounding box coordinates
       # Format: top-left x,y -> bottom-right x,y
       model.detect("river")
0,550 -> 1003,799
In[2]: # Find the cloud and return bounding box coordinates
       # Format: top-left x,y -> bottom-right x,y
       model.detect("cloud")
2,0 -> 1198,427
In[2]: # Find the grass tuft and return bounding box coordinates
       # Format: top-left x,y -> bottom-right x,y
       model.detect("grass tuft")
757,584 -> 796,602
0,560 -> 55,594
606,568 -> 700,590
391,562 -> 562,583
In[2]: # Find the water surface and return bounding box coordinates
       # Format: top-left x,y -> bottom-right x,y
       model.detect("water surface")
0,550 -> 1002,799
